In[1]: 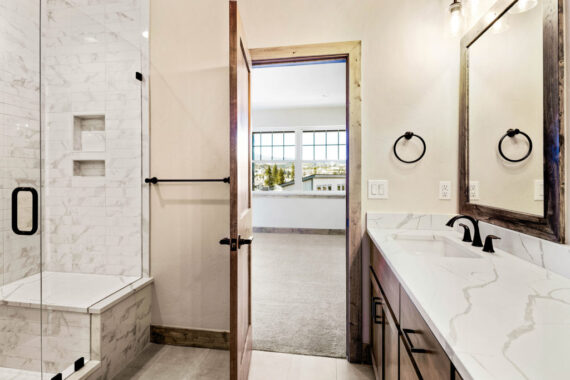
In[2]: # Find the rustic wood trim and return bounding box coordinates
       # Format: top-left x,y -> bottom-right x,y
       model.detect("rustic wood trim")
229,2 -> 253,380
459,0 -> 565,242
150,325 -> 230,350
253,227 -> 345,235
250,40 -> 363,363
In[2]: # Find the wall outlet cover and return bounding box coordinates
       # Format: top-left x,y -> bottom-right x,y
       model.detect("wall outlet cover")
534,179 -> 544,201
439,181 -> 452,200
368,180 -> 388,199
469,181 -> 480,201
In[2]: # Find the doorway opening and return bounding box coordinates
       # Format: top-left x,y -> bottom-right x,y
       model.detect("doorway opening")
250,59 -> 348,358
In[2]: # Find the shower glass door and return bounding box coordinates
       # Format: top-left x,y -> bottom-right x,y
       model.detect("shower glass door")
40,0 -> 146,377
0,0 -> 44,378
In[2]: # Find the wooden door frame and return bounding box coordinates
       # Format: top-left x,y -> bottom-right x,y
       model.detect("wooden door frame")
249,41 -> 363,363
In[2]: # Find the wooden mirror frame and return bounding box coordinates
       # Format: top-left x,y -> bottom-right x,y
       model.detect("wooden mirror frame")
459,0 -> 565,242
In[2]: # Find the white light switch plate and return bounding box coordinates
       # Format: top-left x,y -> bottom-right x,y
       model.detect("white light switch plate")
469,181 -> 480,201
439,181 -> 452,200
534,179 -> 544,201
368,180 -> 388,199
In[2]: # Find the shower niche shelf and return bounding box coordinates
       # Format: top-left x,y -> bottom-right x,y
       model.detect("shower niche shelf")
73,160 -> 105,177
74,114 -> 105,152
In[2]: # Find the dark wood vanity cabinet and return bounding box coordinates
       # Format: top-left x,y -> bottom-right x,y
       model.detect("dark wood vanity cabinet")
371,279 -> 384,379
400,288 -> 451,379
399,339 -> 420,380
383,299 -> 399,380
370,238 -> 460,380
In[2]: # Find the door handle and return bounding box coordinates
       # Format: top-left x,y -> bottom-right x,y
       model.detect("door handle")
402,328 -> 429,354
12,187 -> 39,235
372,297 -> 383,324
220,237 -> 237,250
238,236 -> 253,248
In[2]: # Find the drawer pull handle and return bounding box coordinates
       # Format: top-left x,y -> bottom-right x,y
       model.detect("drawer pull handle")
372,297 -> 383,324
403,328 -> 429,354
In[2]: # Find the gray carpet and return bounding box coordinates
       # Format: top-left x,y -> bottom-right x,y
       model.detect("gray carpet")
252,233 -> 346,358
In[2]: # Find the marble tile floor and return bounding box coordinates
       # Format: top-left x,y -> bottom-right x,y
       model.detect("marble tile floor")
0,272 -> 140,312
114,344 -> 375,380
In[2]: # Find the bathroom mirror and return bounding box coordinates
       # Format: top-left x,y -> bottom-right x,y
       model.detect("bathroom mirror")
459,0 -> 565,242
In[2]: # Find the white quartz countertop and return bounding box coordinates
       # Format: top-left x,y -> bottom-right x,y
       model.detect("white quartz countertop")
367,227 -> 570,380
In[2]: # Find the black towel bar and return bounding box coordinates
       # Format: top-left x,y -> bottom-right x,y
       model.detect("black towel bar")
145,177 -> 230,184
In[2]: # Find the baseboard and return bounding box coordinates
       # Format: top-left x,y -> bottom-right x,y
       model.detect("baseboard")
253,227 -> 345,235
150,325 -> 230,350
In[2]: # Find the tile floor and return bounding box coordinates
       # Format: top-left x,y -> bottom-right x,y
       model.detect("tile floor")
114,344 -> 374,380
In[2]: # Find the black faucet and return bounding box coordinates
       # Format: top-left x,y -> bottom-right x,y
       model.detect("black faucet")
446,215 -> 483,247
458,223 -> 472,243
483,235 -> 501,253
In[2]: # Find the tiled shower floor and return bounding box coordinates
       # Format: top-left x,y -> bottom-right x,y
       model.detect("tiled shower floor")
0,271 -> 140,312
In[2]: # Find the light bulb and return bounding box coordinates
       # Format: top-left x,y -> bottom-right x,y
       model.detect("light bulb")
449,1 -> 463,37
509,0 -> 538,14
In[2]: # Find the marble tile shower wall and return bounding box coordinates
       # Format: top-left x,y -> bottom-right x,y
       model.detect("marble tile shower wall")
367,213 -> 570,280
43,0 -> 144,276
0,0 -> 42,285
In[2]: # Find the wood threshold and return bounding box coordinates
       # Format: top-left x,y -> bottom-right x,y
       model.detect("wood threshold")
249,41 -> 363,363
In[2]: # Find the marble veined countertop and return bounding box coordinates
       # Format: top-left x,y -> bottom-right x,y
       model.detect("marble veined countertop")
368,227 -> 570,380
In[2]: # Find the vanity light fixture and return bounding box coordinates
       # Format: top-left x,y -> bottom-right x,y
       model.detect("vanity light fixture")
509,0 -> 538,14
449,0 -> 463,37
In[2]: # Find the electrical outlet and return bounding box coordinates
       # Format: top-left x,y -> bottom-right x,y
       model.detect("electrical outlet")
469,181 -> 480,201
368,180 -> 388,199
439,181 -> 451,200
534,179 -> 544,201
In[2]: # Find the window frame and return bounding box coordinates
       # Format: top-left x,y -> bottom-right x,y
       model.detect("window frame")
252,125 -> 346,193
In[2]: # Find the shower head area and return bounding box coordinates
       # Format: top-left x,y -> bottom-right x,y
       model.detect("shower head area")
1,1 -> 151,379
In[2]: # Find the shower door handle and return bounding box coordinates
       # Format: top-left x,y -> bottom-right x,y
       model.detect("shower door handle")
12,187 -> 39,235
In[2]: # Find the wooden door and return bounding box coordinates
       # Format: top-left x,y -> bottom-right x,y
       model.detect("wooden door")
229,1 -> 253,379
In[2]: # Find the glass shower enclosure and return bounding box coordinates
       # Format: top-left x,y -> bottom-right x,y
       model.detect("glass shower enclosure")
1,0 -> 148,378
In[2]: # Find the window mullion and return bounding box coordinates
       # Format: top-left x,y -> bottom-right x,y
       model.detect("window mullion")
295,129 -> 303,191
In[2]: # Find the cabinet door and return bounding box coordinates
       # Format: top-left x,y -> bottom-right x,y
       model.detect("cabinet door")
371,278 -> 384,380
454,369 -> 464,380
400,338 -> 420,380
400,288 -> 451,380
371,242 -> 400,323
383,301 -> 398,380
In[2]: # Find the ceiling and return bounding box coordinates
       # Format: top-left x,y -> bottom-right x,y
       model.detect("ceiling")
251,61 -> 346,110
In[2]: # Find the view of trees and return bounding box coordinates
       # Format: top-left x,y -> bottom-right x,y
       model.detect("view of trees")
264,164 -> 294,187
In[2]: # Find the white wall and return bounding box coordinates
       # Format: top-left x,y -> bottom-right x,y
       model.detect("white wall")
252,194 -> 345,229
149,0 -> 230,331
253,106 -> 345,128
240,0 -> 460,216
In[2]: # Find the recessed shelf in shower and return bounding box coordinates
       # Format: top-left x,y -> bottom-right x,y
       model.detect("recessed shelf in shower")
73,160 -> 105,177
73,114 -> 105,152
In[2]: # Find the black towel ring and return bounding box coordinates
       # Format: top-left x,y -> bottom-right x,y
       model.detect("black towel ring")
393,132 -> 426,164
498,128 -> 532,163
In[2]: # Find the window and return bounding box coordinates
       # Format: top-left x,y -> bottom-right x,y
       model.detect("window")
302,130 -> 346,161
253,132 -> 295,161
252,132 -> 295,191
252,129 -> 346,192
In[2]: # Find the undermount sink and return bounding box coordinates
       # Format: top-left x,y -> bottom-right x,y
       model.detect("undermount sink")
392,233 -> 482,259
